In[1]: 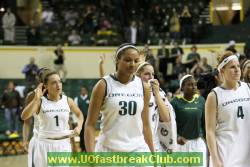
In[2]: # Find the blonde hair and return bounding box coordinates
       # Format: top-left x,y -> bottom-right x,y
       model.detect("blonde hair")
217,51 -> 234,66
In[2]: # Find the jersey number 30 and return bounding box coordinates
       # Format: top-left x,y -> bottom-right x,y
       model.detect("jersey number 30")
237,106 -> 244,119
119,101 -> 137,115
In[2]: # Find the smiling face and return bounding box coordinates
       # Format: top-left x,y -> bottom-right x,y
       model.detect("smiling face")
44,73 -> 62,96
116,48 -> 140,75
221,59 -> 241,82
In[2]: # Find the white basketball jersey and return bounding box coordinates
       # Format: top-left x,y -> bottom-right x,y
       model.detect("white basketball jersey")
98,75 -> 146,151
213,81 -> 250,166
38,95 -> 70,139
151,89 -> 177,151
33,114 -> 39,137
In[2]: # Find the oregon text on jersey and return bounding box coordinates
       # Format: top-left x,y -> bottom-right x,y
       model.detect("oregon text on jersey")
108,93 -> 143,98
222,97 -> 250,107
42,108 -> 70,113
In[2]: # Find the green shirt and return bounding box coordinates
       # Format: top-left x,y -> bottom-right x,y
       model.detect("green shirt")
74,95 -> 90,117
171,94 -> 205,139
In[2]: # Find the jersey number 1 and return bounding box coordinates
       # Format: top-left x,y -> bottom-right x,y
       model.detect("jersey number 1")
54,115 -> 59,126
237,106 -> 244,119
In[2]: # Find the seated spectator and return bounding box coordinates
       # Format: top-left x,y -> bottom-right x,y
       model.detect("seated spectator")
186,45 -> 201,70
42,7 -> 54,25
68,30 -> 81,46
157,42 -> 169,76
173,55 -> 187,78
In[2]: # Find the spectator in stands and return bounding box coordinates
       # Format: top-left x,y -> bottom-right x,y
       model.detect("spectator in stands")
150,4 -> 163,33
125,21 -> 137,44
169,8 -> 181,43
186,45 -> 201,70
180,5 -> 192,44
157,42 -> 169,76
74,86 -> 90,151
137,21 -> 148,45
64,9 -> 78,27
68,30 -> 81,46
54,44 -> 67,82
26,20 -> 40,45
226,40 -> 237,54
146,48 -> 156,69
42,7 -> 54,25
200,57 -> 213,72
173,55 -> 187,78
171,42 -> 184,58
22,57 -> 39,95
2,8 -> 16,44
1,81 -> 21,137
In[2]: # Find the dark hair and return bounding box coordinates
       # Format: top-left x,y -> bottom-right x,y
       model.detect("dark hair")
115,43 -> 139,61
43,71 -> 59,84
38,68 -> 51,83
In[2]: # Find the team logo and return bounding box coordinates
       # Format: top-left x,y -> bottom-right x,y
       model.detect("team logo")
161,128 -> 168,136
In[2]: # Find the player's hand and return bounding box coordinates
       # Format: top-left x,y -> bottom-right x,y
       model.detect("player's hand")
177,136 -> 187,145
34,83 -> 46,100
212,158 -> 223,167
99,54 -> 106,64
150,79 -> 160,93
22,141 -> 29,153
73,126 -> 81,136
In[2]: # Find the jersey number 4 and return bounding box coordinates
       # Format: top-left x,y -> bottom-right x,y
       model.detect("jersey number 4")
119,101 -> 137,115
237,106 -> 244,119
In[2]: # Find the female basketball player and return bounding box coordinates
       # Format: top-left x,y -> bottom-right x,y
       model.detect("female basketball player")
21,71 -> 84,167
241,59 -> 250,83
136,62 -> 177,152
85,43 -> 154,153
206,51 -> 250,167
22,68 -> 51,167
171,74 -> 207,167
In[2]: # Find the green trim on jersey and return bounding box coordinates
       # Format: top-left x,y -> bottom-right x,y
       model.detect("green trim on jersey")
171,94 -> 205,139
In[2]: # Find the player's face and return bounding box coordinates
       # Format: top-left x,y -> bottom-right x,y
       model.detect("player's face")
183,78 -> 197,96
243,63 -> 250,82
223,59 -> 241,81
139,65 -> 154,82
46,74 -> 62,95
117,49 -> 140,74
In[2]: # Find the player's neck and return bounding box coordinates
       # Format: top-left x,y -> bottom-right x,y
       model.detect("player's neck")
222,81 -> 239,90
183,93 -> 194,101
115,72 -> 133,84
47,93 -> 61,101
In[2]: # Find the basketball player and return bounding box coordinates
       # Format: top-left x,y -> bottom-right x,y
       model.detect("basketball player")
206,51 -> 250,167
22,68 -> 51,167
135,62 -> 177,152
21,71 -> 84,167
85,43 -> 154,153
241,59 -> 250,83
171,74 -> 207,167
